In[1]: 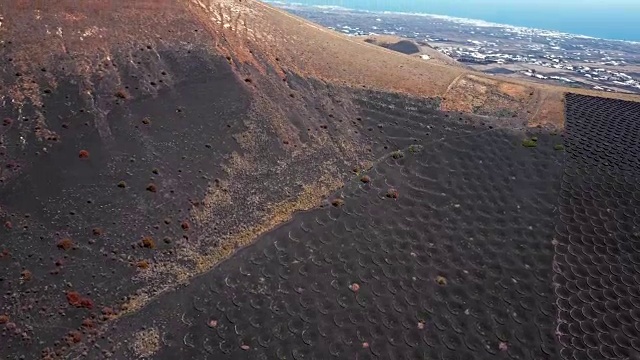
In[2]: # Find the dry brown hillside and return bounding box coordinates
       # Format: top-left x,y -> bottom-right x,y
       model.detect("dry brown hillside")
197,0 -> 640,128
2,0 -> 639,128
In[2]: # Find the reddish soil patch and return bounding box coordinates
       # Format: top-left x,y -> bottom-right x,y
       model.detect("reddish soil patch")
57,238 -> 74,250
141,237 -> 156,249
386,188 -> 399,199
67,331 -> 83,344
66,291 -> 94,309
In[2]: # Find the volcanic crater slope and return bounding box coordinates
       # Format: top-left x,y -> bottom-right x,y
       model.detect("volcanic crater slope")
0,0 -> 639,359
81,98 -> 567,359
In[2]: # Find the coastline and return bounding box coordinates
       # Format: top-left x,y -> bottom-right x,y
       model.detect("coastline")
265,0 -> 640,44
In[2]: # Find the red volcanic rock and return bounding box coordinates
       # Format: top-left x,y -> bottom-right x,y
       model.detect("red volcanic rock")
66,292 -> 94,309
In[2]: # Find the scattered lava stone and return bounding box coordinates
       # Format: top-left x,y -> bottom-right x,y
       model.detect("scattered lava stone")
21,270 -> 32,281
142,117 -> 151,125
66,291 -> 81,305
92,228 -> 103,236
385,188 -> 399,199
331,198 -> 344,207
117,181 -> 127,188
67,331 -> 83,344
78,150 -> 90,159
114,89 -> 129,99
435,276 -> 448,285
81,319 -> 95,328
360,175 -> 371,183
79,298 -> 94,309
141,237 -> 156,249
66,291 -> 94,309
146,183 -> 157,193
57,238 -> 74,251
4,221 -> 12,229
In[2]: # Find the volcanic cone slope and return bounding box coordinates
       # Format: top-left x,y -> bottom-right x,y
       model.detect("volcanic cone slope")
84,100 -> 567,359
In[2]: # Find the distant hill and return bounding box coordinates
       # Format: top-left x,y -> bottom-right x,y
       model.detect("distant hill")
360,34 -> 467,69
365,38 -> 421,55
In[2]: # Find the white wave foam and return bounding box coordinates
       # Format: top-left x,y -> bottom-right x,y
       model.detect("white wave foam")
263,0 -> 639,44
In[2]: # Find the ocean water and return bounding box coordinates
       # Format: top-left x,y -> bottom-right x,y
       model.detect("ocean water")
268,0 -> 640,42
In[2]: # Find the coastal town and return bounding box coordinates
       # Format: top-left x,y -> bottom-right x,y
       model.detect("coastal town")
271,1 -> 640,94
433,39 -> 640,93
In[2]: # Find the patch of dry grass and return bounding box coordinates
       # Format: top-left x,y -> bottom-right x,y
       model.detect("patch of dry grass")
131,328 -> 160,358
